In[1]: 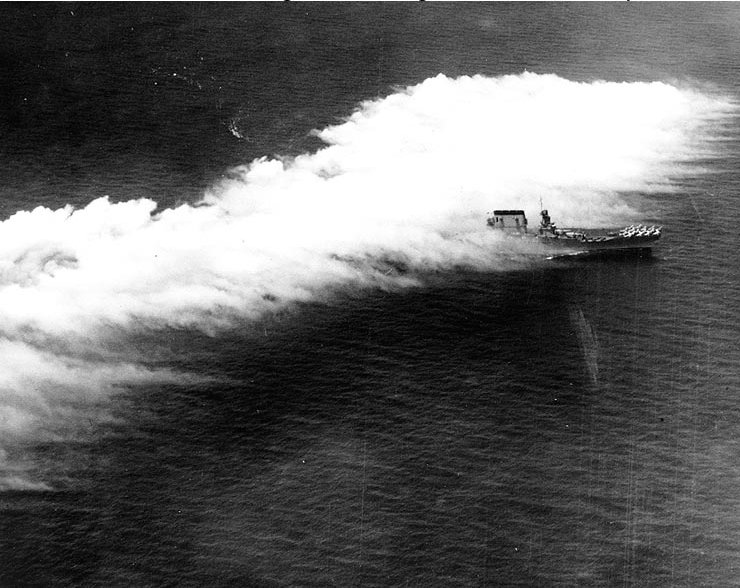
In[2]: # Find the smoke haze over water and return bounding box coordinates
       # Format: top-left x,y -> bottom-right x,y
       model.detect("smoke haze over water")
0,73 -> 735,486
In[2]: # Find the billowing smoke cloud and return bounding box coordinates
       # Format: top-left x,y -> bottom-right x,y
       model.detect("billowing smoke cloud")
1,73 -> 733,335
0,73 -> 735,486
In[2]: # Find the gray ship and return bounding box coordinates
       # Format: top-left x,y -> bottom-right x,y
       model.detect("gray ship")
486,209 -> 662,253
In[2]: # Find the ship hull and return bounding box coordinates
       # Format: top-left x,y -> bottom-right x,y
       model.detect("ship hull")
537,233 -> 661,251
487,209 -> 662,255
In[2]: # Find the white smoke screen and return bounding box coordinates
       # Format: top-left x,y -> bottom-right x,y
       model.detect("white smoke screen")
0,73 -> 735,484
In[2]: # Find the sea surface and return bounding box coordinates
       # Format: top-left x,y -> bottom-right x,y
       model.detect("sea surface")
1,4 -> 740,587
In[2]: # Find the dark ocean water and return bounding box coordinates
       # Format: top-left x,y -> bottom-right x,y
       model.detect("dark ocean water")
1,4 -> 740,587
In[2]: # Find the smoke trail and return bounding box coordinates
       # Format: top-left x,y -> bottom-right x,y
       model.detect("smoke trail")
1,73 -> 733,336
0,73 -> 734,486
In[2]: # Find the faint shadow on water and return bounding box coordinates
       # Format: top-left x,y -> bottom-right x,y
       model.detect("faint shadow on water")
0,262 -> 593,585
2,249 -> 730,587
